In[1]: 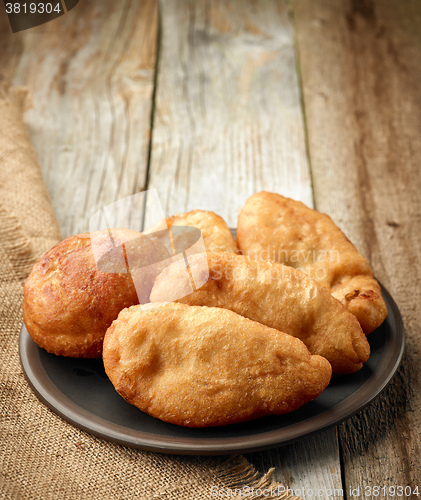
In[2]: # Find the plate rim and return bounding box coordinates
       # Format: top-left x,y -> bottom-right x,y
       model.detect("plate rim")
19,282 -> 405,455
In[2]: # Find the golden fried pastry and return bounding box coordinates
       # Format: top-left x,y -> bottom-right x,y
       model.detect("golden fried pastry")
237,192 -> 387,334
151,253 -> 370,374
23,229 -> 170,358
103,302 -> 332,427
166,209 -> 239,253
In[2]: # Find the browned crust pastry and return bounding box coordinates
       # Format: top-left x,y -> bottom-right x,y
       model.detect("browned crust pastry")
103,303 -> 332,427
150,252 -> 370,374
166,209 -> 239,253
23,229 -> 169,358
236,192 -> 387,334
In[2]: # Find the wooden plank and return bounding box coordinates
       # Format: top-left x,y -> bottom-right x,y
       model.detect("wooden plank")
0,0 -> 158,237
246,429 -> 344,499
148,0 -> 314,226
294,0 -> 421,494
148,0 -> 343,496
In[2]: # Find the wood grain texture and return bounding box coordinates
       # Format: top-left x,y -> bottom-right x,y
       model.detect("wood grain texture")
147,0 -> 313,226
246,428 -> 344,499
0,0 -> 158,237
148,1 -> 342,497
294,0 -> 421,493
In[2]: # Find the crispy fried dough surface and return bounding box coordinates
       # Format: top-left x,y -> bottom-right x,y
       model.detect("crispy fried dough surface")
151,253 -> 370,374
166,209 -> 239,253
236,192 -> 387,334
103,303 -> 332,427
23,229 -> 169,358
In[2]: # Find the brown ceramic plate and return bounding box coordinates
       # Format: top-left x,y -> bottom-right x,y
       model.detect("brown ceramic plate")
19,281 -> 404,456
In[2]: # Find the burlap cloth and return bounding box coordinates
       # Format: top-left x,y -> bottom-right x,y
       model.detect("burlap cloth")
0,88 -> 300,500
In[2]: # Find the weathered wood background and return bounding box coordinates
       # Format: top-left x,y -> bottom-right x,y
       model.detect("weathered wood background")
1,0 -> 420,497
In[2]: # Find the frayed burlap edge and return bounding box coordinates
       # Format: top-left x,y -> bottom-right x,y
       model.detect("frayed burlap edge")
208,457 -> 301,499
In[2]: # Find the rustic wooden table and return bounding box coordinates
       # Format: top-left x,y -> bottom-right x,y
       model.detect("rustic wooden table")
1,0 -> 420,497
